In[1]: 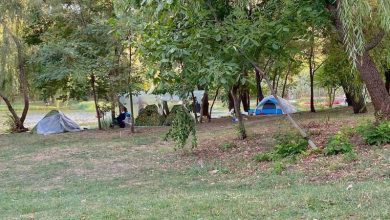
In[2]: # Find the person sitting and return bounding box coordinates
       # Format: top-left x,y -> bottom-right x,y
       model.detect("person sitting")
116,107 -> 128,128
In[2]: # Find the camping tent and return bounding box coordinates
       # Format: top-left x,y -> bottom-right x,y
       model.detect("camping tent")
119,90 -> 205,118
251,95 -> 297,115
32,110 -> 81,135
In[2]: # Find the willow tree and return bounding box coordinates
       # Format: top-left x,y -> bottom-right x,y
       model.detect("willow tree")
0,0 -> 38,132
327,0 -> 390,120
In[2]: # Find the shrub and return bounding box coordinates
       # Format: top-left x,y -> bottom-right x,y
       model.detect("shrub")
219,142 -> 236,152
253,132 -> 308,165
253,152 -> 274,162
163,105 -> 182,126
165,106 -> 197,151
324,132 -> 353,156
358,121 -> 390,146
100,118 -> 113,130
273,133 -> 308,157
272,161 -> 286,175
343,151 -> 358,162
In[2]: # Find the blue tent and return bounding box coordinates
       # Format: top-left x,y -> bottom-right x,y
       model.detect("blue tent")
249,96 -> 297,115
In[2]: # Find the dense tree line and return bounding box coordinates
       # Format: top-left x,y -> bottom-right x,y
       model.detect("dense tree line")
1,0 -> 390,135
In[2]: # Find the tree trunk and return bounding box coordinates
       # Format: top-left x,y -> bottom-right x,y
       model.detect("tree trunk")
255,69 -> 264,102
275,74 -> 280,95
328,1 -> 389,119
281,63 -> 291,98
209,87 -> 220,122
231,87 -> 246,140
351,93 -> 367,114
241,87 -> 250,112
129,91 -> 135,133
0,93 -> 27,131
228,92 -> 235,112
332,89 -> 336,108
356,52 -> 390,119
199,91 -> 209,123
309,44 -> 316,113
328,88 -> 333,108
191,92 -> 199,123
344,89 -> 353,106
343,85 -> 367,113
385,68 -> 390,94
162,101 -> 170,116
91,74 -> 102,130
272,71 -> 277,91
0,22 -> 29,131
110,92 -> 116,122
128,41 -> 135,133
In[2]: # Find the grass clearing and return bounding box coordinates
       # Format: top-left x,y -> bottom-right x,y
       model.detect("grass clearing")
0,106 -> 389,219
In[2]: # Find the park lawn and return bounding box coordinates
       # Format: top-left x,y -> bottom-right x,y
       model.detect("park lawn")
0,106 -> 389,219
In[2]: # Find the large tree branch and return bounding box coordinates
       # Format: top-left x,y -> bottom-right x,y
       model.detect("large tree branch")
365,30 -> 385,51
327,2 -> 385,52
0,92 -> 21,123
237,48 -> 317,149
314,59 -> 327,73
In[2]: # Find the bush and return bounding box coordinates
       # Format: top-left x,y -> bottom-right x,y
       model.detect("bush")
253,132 -> 308,165
273,133 -> 308,158
163,105 -> 182,126
343,151 -> 358,162
272,162 -> 286,175
324,132 -> 353,156
100,118 -> 113,130
358,121 -> 390,146
165,106 -> 197,151
253,152 -> 274,162
219,142 -> 236,152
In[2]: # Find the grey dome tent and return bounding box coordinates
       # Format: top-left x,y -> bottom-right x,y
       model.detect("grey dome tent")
32,110 -> 81,135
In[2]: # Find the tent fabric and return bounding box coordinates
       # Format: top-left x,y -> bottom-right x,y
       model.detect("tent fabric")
254,95 -> 297,115
32,110 -> 81,135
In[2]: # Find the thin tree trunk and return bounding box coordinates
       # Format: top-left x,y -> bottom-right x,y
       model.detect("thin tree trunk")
272,71 -> 277,91
228,92 -> 235,112
231,87 -> 246,140
191,92 -> 199,123
255,69 -> 264,102
209,87 -> 220,122
275,74 -> 280,95
128,41 -> 135,133
281,62 -> 291,98
199,91 -> 210,123
332,89 -> 337,108
91,74 -> 102,130
327,88 -> 333,108
129,91 -> 135,132
0,93 -> 26,131
309,44 -> 316,113
241,87 -> 250,112
110,91 -> 116,122
162,101 -> 170,116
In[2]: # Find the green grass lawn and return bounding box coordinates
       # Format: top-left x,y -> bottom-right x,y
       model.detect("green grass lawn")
0,107 -> 389,219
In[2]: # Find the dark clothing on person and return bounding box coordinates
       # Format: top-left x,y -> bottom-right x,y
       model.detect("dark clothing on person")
116,112 -> 127,128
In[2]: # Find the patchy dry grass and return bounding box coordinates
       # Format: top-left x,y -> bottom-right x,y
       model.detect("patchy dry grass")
0,106 -> 389,219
